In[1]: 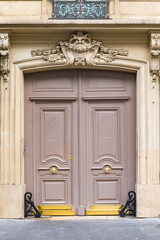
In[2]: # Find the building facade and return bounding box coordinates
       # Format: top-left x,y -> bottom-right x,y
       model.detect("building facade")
0,0 -> 160,218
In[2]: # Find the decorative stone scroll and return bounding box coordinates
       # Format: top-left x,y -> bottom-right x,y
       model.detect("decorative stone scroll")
31,31 -> 128,66
150,33 -> 160,81
0,33 -> 9,81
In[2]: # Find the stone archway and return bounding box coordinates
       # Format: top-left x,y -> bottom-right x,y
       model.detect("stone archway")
11,55 -> 151,218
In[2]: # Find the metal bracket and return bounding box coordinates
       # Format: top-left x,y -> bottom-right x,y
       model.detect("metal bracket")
119,191 -> 136,217
24,192 -> 41,218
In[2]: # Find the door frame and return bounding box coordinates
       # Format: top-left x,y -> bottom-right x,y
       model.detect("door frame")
10,55 -> 156,217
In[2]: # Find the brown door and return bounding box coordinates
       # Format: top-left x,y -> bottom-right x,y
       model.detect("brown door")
24,69 -> 136,216
81,70 -> 136,215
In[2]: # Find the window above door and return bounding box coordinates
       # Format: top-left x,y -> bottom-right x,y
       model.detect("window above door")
51,0 -> 109,19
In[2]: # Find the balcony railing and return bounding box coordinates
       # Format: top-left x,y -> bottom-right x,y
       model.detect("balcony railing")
52,0 -> 109,19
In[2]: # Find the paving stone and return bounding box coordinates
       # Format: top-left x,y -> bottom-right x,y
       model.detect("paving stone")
0,217 -> 160,240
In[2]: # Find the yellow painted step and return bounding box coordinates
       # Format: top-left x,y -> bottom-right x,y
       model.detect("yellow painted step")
37,205 -> 76,216
86,210 -> 121,215
90,205 -> 123,210
86,205 -> 124,216
37,205 -> 72,210
38,209 -> 76,216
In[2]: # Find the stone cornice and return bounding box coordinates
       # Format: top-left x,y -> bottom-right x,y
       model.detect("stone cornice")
1,19 -> 160,24
0,21 -> 160,37
0,33 -> 9,81
150,33 -> 160,81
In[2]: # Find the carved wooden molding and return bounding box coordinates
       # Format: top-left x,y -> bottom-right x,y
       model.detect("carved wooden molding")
150,33 -> 160,81
0,33 -> 9,81
31,31 -> 128,66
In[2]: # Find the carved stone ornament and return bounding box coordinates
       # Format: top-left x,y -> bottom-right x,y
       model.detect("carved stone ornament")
31,31 -> 128,66
150,33 -> 160,81
0,33 -> 9,81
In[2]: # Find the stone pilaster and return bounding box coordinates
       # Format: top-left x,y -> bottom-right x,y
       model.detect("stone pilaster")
0,33 -> 10,185
149,33 -> 160,185
136,33 -> 160,217
0,34 -> 25,218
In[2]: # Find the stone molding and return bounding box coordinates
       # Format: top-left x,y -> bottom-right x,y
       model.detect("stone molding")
150,33 -> 160,81
0,33 -> 9,81
31,31 -> 128,66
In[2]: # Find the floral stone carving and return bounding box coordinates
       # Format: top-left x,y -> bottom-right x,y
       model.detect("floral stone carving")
0,33 -> 10,81
31,31 -> 128,66
150,33 -> 160,81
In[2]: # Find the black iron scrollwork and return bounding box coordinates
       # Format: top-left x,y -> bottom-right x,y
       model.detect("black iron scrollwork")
24,192 -> 41,218
119,191 -> 136,217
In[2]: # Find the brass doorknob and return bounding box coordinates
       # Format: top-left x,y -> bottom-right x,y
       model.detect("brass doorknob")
50,167 -> 57,174
104,166 -> 111,173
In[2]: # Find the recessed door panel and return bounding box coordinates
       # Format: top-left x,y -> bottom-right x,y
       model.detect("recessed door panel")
40,108 -> 67,162
82,70 -> 131,96
35,101 -> 72,205
87,101 -> 125,205
94,108 -> 120,161
42,180 -> 67,204
94,178 -> 120,204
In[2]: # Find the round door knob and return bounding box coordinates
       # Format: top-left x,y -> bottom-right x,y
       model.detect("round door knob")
50,167 -> 57,174
104,166 -> 111,173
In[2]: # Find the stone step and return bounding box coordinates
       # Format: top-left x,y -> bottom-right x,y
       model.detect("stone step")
86,205 -> 124,215
37,205 -> 76,216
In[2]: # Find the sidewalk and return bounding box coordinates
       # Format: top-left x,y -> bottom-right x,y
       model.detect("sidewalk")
0,216 -> 160,240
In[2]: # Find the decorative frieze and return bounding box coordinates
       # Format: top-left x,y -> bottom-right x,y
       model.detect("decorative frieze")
0,33 -> 9,81
150,33 -> 160,82
31,31 -> 128,66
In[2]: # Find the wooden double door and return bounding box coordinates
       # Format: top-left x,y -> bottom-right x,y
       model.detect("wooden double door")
24,69 -> 136,215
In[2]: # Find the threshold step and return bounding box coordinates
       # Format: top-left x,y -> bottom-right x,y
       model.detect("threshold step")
86,205 -> 124,216
37,205 -> 76,216
37,205 -> 72,210
89,205 -> 123,210
86,210 -> 121,215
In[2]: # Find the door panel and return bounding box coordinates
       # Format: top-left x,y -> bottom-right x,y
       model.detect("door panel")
35,101 -> 72,205
41,108 -> 66,161
31,70 -> 77,95
94,178 -> 120,203
42,180 -> 67,203
82,70 -> 131,96
94,107 -> 121,161
87,101 -> 126,205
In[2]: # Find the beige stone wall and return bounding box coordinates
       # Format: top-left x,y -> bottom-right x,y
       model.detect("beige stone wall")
110,0 -> 160,20
0,27 -> 160,218
0,0 -> 160,20
0,0 -> 160,220
0,1 -> 43,20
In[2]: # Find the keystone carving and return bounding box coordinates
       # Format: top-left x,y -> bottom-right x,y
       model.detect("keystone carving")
150,33 -> 160,81
0,33 -> 9,81
31,31 -> 128,66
